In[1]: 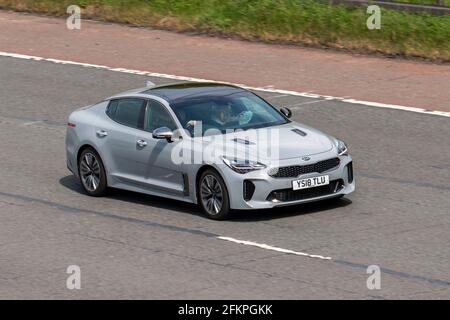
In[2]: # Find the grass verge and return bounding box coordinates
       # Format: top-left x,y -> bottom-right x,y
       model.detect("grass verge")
0,0 -> 449,61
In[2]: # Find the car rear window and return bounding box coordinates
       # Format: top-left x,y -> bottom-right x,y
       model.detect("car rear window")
107,98 -> 146,129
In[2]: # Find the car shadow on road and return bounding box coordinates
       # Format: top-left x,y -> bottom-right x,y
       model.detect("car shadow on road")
59,175 -> 201,216
59,175 -> 352,221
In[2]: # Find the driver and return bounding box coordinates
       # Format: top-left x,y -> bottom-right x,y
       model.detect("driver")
210,103 -> 233,127
210,101 -> 254,129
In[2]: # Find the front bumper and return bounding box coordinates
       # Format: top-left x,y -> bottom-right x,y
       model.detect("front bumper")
221,153 -> 355,210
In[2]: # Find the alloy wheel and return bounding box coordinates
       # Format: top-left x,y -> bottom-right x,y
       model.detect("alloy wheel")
80,152 -> 101,192
200,174 -> 224,216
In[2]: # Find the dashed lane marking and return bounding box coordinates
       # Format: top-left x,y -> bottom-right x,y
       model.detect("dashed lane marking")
217,236 -> 332,260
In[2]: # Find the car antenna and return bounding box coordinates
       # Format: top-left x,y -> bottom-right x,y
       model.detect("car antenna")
145,80 -> 156,88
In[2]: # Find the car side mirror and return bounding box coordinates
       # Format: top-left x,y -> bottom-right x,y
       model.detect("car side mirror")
280,107 -> 292,119
152,127 -> 173,142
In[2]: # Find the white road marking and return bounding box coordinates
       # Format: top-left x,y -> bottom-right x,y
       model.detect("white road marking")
22,120 -> 43,126
265,94 -> 289,99
1,51 -> 449,118
289,98 -> 334,107
217,236 -> 332,260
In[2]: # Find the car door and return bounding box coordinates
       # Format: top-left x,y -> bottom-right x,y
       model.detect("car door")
134,99 -> 186,195
101,98 -> 146,183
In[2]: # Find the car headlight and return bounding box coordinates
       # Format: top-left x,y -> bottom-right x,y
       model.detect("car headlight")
222,156 -> 266,174
336,140 -> 348,156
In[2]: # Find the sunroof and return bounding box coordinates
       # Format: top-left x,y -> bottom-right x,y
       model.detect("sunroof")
142,82 -> 244,103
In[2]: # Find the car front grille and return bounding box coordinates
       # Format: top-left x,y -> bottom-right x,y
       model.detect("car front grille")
268,158 -> 340,178
267,179 -> 344,203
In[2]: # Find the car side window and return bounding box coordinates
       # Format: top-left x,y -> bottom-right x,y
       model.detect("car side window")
145,100 -> 177,132
106,100 -> 118,118
107,98 -> 146,129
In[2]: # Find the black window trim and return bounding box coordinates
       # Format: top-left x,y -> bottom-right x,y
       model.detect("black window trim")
144,98 -> 179,133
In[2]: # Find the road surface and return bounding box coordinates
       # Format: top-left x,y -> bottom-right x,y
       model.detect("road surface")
0,55 -> 449,299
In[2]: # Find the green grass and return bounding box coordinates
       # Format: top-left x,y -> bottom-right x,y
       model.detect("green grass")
1,0 -> 449,61
395,0 -> 450,6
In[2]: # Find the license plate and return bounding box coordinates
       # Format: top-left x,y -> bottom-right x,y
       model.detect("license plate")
292,175 -> 329,190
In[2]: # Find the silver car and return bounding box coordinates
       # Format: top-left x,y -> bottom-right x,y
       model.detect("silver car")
66,82 -> 354,219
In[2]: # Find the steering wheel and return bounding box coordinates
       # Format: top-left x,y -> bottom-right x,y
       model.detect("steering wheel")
238,111 -> 253,125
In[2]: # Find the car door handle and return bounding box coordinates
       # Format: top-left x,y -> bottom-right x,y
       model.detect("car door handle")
96,130 -> 108,138
136,139 -> 147,148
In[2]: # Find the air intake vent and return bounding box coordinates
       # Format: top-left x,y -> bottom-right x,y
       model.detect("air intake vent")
347,162 -> 354,183
232,138 -> 254,145
292,128 -> 307,137
182,173 -> 189,196
243,180 -> 256,201
267,179 -> 344,202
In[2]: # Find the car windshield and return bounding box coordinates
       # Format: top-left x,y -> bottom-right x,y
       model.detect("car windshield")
170,91 -> 288,136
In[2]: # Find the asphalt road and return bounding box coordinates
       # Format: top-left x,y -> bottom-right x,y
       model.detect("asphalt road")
0,55 -> 449,299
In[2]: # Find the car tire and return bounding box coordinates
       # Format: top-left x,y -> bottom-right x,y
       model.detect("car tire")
198,169 -> 231,220
78,147 -> 108,197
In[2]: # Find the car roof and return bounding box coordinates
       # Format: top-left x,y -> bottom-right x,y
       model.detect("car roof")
140,82 -> 247,104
